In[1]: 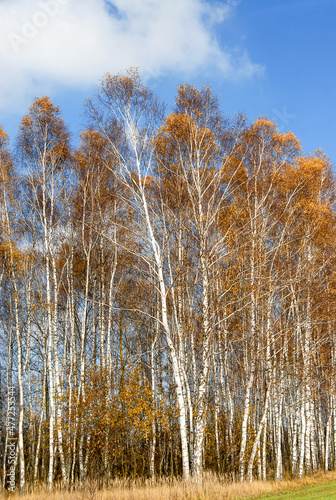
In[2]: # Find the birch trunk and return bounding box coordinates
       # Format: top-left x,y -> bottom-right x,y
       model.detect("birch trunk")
140,186 -> 190,479
298,393 -> 306,478
51,257 -> 67,484
193,250 -> 211,479
3,321 -> 13,490
149,336 -> 157,479
239,365 -> 255,482
33,335 -> 47,483
13,290 -> 25,491
247,389 -> 270,482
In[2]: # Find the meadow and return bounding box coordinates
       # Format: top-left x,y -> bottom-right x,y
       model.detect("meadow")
4,471 -> 336,500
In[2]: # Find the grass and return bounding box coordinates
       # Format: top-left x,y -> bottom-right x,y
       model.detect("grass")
3,471 -> 336,500
245,475 -> 336,500
252,482 -> 336,499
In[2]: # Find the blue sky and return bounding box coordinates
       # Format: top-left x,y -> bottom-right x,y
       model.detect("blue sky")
0,0 -> 335,162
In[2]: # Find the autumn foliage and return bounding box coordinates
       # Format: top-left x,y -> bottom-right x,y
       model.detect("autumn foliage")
1,72 -> 336,493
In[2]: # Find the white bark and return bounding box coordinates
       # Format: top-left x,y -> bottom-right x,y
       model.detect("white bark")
139,184 -> 190,478
149,336 -> 157,479
239,365 -> 255,482
193,250 -> 211,479
298,392 -> 306,478
13,291 -> 25,491
275,397 -> 283,481
247,389 -> 270,482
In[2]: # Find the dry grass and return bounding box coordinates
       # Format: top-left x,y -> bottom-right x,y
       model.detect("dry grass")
3,471 -> 336,500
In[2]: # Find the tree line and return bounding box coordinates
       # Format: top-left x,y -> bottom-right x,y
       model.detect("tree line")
0,69 -> 336,492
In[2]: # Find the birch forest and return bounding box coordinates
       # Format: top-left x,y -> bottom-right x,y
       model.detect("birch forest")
1,69 -> 336,491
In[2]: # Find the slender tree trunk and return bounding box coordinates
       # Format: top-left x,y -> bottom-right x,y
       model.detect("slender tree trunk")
13,292 -> 25,491
34,352 -> 47,483
150,336 -> 157,479
239,364 -> 255,482
141,187 -> 190,479
51,257 -> 67,484
193,249 -> 211,479
3,321 -> 13,490
247,389 -> 270,482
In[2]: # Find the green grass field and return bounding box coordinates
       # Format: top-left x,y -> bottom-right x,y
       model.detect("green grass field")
249,480 -> 336,500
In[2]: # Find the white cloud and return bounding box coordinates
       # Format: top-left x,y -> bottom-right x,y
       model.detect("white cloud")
0,0 -> 263,112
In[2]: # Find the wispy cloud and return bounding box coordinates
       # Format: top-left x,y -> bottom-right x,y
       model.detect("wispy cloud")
0,0 -> 263,112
